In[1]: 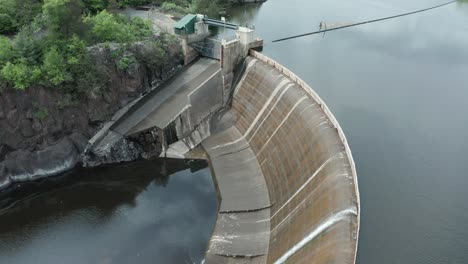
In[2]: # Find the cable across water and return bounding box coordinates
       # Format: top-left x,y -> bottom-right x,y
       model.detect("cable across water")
272,1 -> 456,43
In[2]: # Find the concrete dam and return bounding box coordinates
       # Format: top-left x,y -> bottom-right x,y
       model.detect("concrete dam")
85,20 -> 360,263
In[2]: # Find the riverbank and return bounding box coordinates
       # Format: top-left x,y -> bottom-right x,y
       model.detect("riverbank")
0,38 -> 183,190
0,0 -> 272,191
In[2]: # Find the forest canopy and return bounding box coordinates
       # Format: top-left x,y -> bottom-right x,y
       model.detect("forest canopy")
0,0 -> 234,92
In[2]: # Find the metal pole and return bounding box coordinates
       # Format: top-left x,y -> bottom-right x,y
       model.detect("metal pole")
221,16 -> 226,38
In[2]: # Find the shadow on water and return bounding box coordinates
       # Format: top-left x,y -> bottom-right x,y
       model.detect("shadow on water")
0,159 -> 184,215
0,158 -> 217,264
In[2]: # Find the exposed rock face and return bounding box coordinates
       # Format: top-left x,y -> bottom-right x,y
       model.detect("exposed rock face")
82,132 -> 142,168
0,138 -> 80,188
82,127 -> 163,168
0,41 -> 183,189
130,127 -> 163,160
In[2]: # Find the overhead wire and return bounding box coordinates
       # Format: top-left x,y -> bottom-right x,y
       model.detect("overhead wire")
271,1 -> 456,43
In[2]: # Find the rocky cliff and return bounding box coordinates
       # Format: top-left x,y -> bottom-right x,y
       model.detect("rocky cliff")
0,40 -> 183,189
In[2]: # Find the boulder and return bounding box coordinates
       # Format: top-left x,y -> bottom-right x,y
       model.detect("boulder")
3,138 -> 80,183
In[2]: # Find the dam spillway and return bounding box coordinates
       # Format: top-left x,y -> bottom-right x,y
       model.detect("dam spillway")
85,47 -> 360,263
202,51 -> 359,263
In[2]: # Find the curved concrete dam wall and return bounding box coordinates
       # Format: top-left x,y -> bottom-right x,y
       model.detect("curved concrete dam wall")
84,50 -> 360,263
202,51 -> 360,263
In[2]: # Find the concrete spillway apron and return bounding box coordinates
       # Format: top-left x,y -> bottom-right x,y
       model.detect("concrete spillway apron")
86,58 -> 223,159
202,51 -> 360,264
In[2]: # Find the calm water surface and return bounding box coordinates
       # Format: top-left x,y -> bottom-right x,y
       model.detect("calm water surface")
2,1 -> 468,263
227,0 -> 468,263
0,159 -> 217,264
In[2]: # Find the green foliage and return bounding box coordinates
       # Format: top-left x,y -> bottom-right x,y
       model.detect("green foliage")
71,60 -> 104,94
82,0 -> 109,13
129,16 -> 153,39
0,0 -> 16,13
12,24 -> 43,64
43,0 -> 86,37
0,0 -> 177,94
42,47 -> 69,85
112,46 -> 137,70
85,10 -> 152,43
13,0 -> 43,30
0,13 -> 15,33
117,54 -> 137,70
85,11 -> 127,42
161,2 -> 189,15
0,36 -> 14,66
1,60 -> 42,90
134,33 -> 181,74
65,35 -> 87,66
0,0 -> 43,34
0,0 -> 18,34
140,40 -> 168,70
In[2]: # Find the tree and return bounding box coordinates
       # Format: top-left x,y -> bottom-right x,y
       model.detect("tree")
0,0 -> 43,34
82,0 -> 109,13
0,13 -> 15,33
1,60 -> 42,90
85,10 -> 152,43
86,10 -> 127,42
14,0 -> 43,31
0,36 -> 14,66
65,35 -> 86,65
0,0 -> 16,33
13,25 -> 43,64
128,17 -> 153,40
42,47 -> 69,85
160,2 -> 189,15
42,0 -> 85,37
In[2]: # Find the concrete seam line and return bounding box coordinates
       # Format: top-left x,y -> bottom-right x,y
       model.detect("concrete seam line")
209,77 -> 292,151
268,151 -> 344,220
250,50 -> 361,262
247,81 -> 295,143
255,96 -> 310,156
270,173 -> 350,233
187,69 -> 222,97
273,208 -> 358,264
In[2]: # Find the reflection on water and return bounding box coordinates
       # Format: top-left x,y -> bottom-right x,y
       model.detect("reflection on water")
0,159 -> 217,264
226,0 -> 468,263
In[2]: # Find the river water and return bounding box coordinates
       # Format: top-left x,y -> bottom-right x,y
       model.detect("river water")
2,1 -> 468,263
226,0 -> 468,263
0,159 -> 217,264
